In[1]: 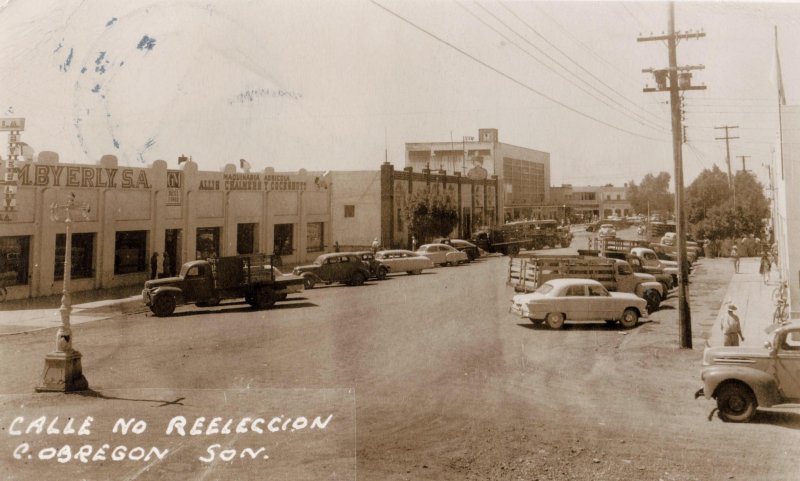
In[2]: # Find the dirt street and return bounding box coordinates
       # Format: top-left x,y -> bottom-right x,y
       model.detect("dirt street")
1,247 -> 799,480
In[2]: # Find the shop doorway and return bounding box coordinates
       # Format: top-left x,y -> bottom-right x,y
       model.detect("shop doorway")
164,229 -> 182,277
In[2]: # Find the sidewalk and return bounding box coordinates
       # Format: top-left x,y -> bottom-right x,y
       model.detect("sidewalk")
0,285 -> 145,336
707,257 -> 780,347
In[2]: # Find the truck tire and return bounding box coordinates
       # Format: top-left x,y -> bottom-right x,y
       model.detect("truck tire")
253,287 -> 276,309
644,289 -> 661,313
151,294 -> 176,317
716,382 -> 757,423
619,308 -> 639,329
302,274 -> 316,290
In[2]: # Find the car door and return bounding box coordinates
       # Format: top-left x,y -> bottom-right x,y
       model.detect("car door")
426,246 -> 442,265
185,264 -> 213,302
775,329 -> 800,401
587,284 -> 615,319
320,256 -> 338,281
560,284 -> 589,320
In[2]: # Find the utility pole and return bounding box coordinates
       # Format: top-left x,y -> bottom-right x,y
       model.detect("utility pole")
715,125 -> 739,186
639,2 -> 705,349
737,155 -> 750,172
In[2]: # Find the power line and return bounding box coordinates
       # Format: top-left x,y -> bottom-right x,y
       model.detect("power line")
497,1 -> 669,128
457,1 -> 669,134
369,0 -> 669,142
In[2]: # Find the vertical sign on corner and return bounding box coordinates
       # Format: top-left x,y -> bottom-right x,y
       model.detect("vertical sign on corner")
0,118 -> 25,222
167,170 -> 183,205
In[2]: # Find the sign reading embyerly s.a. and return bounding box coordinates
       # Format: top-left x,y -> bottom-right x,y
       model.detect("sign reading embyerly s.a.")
0,117 -> 25,222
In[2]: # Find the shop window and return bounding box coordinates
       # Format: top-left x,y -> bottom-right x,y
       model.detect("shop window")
114,231 -> 147,274
196,227 -> 221,260
55,233 -> 95,280
274,224 -> 294,256
0,236 -> 30,286
344,205 -> 355,218
237,223 -> 258,255
306,222 -> 324,253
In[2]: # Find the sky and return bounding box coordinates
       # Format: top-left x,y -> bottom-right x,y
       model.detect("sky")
0,0 -> 798,189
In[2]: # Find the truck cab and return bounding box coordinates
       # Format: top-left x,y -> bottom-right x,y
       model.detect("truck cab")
610,259 -> 663,313
697,321 -> 800,422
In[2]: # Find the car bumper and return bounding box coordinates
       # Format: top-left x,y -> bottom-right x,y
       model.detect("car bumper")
142,289 -> 152,306
510,302 -> 530,318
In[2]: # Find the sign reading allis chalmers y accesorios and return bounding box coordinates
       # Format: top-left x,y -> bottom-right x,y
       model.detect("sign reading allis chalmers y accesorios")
15,164 -> 150,189
213,173 -> 307,191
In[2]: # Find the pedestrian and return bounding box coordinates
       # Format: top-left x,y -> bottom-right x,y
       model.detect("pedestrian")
721,304 -> 744,346
411,235 -> 417,251
759,251 -> 771,284
371,237 -> 379,254
731,245 -> 739,274
150,252 -> 159,280
587,236 -> 593,250
162,252 -> 171,277
334,241 -> 340,252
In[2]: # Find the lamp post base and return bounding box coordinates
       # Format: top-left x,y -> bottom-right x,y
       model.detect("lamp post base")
35,350 -> 89,392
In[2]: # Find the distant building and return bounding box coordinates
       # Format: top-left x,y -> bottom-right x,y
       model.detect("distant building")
405,128 -> 549,221
570,184 -> 633,221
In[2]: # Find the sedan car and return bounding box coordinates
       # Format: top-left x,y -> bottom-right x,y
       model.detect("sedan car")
432,238 -> 480,261
510,278 -> 647,329
597,224 -> 616,239
292,252 -> 371,289
374,249 -> 434,275
415,243 -> 469,266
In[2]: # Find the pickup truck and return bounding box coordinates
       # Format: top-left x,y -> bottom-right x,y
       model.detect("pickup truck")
629,247 -> 679,286
507,254 -> 664,312
600,250 -> 673,294
142,254 -> 304,317
696,321 -> 800,422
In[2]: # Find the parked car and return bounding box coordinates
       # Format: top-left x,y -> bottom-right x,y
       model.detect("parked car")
597,224 -> 616,239
265,265 -> 304,301
416,244 -> 469,266
374,249 -> 434,275
432,238 -> 480,261
661,232 -> 677,245
353,251 -> 388,280
292,252 -> 371,289
510,278 -> 647,329
696,321 -> 800,423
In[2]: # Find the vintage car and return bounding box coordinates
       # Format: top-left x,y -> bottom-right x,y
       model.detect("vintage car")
510,278 -> 647,329
415,244 -> 469,266
432,238 -> 480,261
374,249 -> 434,275
265,265 -> 304,301
292,252 -> 371,289
353,251 -> 388,280
597,224 -> 617,240
695,321 -> 800,423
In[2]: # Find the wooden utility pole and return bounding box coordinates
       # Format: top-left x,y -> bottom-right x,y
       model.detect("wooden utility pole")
639,2 -> 705,349
715,125 -> 739,186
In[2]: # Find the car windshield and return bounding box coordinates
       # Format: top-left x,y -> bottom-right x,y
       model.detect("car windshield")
535,283 -> 554,295
313,255 -> 326,265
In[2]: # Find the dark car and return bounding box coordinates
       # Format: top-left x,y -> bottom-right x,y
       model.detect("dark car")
432,238 -> 480,261
354,251 -> 388,280
292,252 -> 371,289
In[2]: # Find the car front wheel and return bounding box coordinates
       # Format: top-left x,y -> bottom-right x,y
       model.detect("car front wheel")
716,382 -> 757,423
545,312 -> 564,329
302,274 -> 316,290
152,294 -> 176,317
619,308 -> 639,329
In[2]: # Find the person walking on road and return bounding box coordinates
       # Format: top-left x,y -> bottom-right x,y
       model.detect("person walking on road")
759,251 -> 771,284
731,245 -> 740,274
150,252 -> 159,280
722,304 -> 744,346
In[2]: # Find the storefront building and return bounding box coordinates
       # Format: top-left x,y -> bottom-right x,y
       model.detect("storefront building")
0,152 -> 332,300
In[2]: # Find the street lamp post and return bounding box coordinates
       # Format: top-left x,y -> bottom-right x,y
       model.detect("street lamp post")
37,193 -> 90,392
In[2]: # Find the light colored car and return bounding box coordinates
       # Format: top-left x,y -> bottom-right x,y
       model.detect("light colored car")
661,232 -> 677,245
374,249 -> 434,275
266,265 -> 304,300
415,243 -> 469,266
510,278 -> 647,329
597,224 -> 616,239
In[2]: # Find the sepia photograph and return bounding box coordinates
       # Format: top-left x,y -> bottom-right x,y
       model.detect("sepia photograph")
1,0 -> 799,479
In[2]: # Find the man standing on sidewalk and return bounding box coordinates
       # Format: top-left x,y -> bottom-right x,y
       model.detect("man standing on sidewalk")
150,252 -> 159,280
722,304 -> 744,346
731,245 -> 740,274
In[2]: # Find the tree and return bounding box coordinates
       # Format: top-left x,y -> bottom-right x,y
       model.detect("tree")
405,188 -> 459,242
685,166 -> 769,240
626,172 -> 674,216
